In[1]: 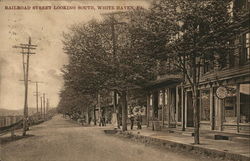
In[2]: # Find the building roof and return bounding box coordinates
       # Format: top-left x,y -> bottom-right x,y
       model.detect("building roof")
145,74 -> 183,90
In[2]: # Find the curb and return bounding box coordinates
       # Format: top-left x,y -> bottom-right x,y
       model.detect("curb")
113,130 -> 249,161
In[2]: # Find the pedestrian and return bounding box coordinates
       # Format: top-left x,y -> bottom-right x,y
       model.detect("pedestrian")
130,113 -> 135,130
136,113 -> 142,130
88,117 -> 92,124
99,115 -> 102,126
102,117 -> 106,126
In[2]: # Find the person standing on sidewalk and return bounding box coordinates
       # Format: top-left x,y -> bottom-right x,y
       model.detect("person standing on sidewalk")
136,113 -> 142,130
130,113 -> 135,130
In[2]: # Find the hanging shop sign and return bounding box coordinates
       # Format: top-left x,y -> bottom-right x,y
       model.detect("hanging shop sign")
216,86 -> 228,99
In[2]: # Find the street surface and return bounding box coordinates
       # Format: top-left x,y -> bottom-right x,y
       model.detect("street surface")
1,115 -> 221,161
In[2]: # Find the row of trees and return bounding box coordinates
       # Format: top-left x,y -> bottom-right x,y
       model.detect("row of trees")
58,0 -> 246,144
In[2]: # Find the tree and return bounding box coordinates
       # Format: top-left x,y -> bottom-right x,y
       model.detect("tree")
143,0 -> 242,144
60,15 -> 158,131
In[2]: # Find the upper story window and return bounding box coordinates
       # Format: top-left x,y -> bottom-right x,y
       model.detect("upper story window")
203,59 -> 214,74
241,32 -> 250,64
234,0 -> 250,12
245,32 -> 250,60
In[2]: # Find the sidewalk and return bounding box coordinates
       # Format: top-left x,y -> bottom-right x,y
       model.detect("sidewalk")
109,125 -> 250,161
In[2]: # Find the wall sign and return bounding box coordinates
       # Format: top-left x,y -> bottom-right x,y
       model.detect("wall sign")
216,86 -> 228,99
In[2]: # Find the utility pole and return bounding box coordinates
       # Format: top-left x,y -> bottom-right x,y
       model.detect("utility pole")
40,96 -> 43,118
43,93 -> 46,120
35,82 -> 39,113
101,13 -> 126,128
32,81 -> 44,114
46,98 -> 49,115
13,37 -> 37,136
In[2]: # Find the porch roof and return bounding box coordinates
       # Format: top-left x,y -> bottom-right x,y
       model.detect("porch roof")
145,74 -> 183,91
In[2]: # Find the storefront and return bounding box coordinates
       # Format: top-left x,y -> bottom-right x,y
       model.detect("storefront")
145,76 -> 183,129
184,69 -> 250,133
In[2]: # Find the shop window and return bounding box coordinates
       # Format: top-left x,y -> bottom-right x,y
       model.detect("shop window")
200,89 -> 210,121
224,86 -> 237,123
240,84 -> 250,123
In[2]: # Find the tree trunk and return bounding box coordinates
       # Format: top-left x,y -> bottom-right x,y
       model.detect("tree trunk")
192,85 -> 200,144
94,106 -> 96,125
121,91 -> 128,131
86,106 -> 89,125
192,56 -> 200,144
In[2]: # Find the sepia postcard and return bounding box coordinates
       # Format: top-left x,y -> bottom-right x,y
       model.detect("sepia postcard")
0,0 -> 249,161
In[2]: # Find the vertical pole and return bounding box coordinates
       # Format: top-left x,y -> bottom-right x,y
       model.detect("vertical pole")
23,37 -> 31,136
152,91 -> 155,121
121,91 -> 127,131
210,87 -> 214,130
184,91 -> 188,128
43,93 -> 46,120
97,93 -> 101,126
181,86 -> 185,131
46,98 -> 49,117
176,87 -> 179,123
146,93 -> 150,127
162,89 -> 165,126
36,82 -> 38,113
40,97 -> 43,118
168,89 -> 171,128
22,51 -> 26,83
236,84 -> 240,133
113,91 -> 117,112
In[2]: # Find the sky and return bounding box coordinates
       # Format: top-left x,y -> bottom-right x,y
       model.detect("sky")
0,0 -> 151,110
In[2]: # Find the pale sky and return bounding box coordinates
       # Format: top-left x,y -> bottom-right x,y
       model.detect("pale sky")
0,0 -> 150,110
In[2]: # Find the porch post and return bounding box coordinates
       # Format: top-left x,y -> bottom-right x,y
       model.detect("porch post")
168,88 -> 171,128
176,86 -> 179,124
184,90 -> 188,128
181,86 -> 185,131
236,84 -> 240,133
146,92 -> 150,127
152,91 -> 155,121
162,89 -> 165,126
209,87 -> 214,130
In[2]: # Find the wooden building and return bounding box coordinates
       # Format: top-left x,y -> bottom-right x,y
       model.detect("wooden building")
145,0 -> 250,134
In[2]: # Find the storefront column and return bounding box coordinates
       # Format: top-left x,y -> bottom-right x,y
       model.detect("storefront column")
181,86 -> 185,131
176,87 -> 179,124
184,90 -> 188,128
162,89 -> 165,126
236,84 -> 240,133
167,89 -> 171,127
152,91 -> 155,121
146,93 -> 150,127
209,87 -> 214,130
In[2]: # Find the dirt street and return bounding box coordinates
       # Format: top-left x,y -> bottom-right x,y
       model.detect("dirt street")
1,115 -> 221,161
